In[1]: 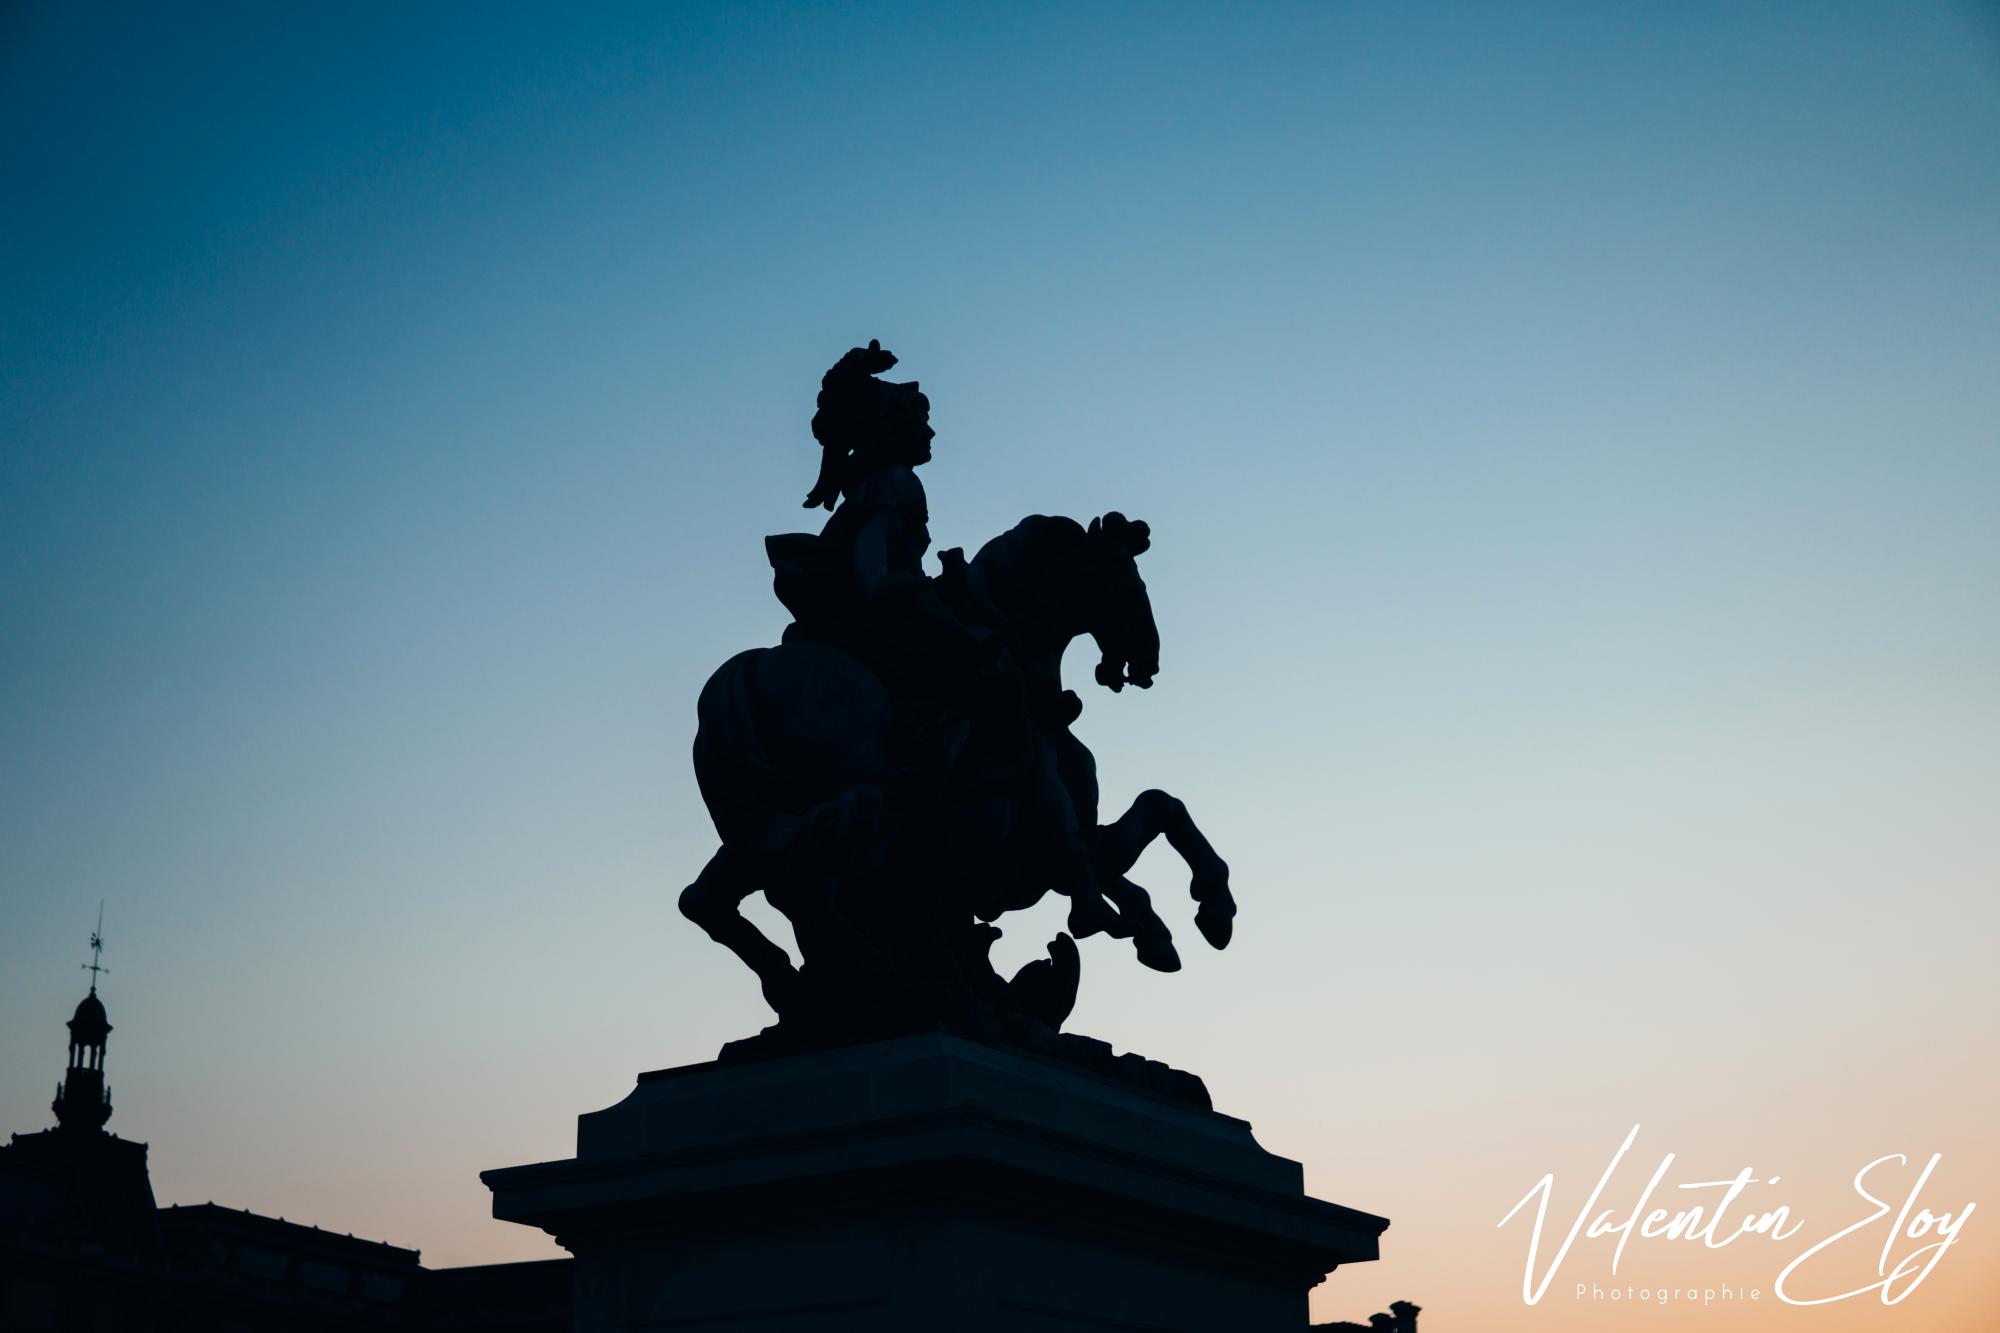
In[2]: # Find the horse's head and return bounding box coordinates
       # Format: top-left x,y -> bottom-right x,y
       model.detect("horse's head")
968,511 -> 1159,692
1080,512 -> 1158,691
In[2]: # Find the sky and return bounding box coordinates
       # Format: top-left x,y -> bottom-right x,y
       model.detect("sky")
3,2 -> 1997,1327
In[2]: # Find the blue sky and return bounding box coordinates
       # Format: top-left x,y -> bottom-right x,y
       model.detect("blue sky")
4,4 -> 1997,1323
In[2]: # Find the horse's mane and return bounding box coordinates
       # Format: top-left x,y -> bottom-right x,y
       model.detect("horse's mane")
966,514 -> 1087,617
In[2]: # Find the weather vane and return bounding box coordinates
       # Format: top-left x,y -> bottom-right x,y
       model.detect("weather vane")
81,899 -> 108,993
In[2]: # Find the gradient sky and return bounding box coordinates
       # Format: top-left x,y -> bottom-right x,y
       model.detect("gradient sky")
4,3 -> 1997,1327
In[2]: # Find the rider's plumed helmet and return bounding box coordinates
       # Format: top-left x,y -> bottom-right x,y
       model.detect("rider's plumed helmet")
804,339 -> 931,510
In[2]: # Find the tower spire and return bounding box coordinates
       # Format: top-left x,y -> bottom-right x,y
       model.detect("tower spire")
54,910 -> 114,1132
82,900 -> 109,994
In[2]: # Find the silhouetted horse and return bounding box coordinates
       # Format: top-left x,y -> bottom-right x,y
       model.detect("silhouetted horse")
679,512 -> 1234,1027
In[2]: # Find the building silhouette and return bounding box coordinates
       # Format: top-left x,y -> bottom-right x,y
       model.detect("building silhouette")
0,968 -> 569,1331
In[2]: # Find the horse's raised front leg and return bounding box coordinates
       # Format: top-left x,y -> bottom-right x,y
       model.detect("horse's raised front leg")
1095,788 -> 1236,949
679,846 -> 803,1015
1099,875 -> 1181,973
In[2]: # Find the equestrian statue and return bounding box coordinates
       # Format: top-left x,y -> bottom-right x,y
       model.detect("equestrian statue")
679,341 -> 1236,1052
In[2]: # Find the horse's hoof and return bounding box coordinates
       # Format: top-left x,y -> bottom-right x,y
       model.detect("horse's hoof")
1136,931 -> 1181,973
1195,894 -> 1235,950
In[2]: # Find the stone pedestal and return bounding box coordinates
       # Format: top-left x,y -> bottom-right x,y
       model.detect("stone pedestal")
483,1033 -> 1386,1332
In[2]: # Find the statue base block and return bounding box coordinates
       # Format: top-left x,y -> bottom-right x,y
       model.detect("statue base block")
482,1032 -> 1386,1332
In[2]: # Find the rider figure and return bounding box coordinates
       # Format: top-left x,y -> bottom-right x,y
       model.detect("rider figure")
767,340 -> 994,719
765,342 -> 1117,944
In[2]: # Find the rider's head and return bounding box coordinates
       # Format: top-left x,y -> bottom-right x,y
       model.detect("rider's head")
804,340 -> 934,510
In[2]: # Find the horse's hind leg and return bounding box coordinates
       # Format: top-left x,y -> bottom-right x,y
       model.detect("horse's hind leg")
679,846 -> 803,1014
1015,730 -> 1120,940
1096,788 -> 1236,949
